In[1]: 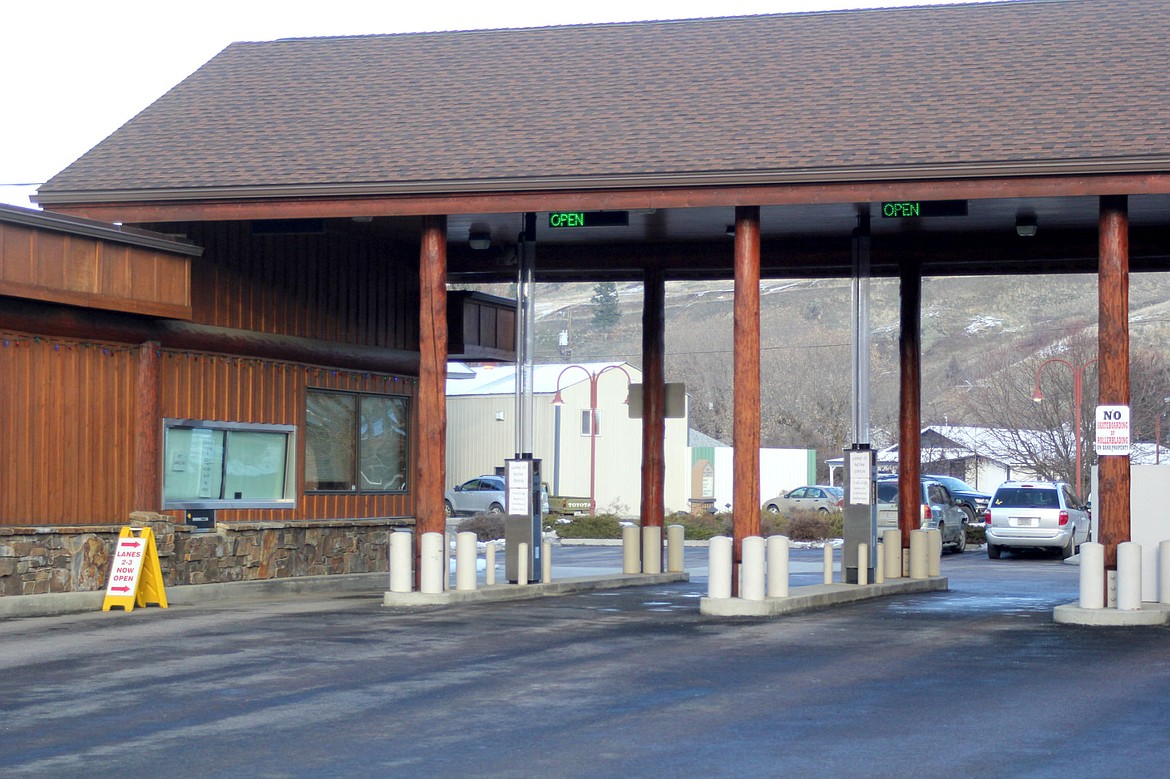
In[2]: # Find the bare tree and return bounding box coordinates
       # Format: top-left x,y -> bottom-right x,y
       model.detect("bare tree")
962,331 -> 1169,497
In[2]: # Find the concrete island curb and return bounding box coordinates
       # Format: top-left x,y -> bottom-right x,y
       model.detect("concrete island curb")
1053,601 -> 1170,626
700,576 -> 949,617
382,571 -> 689,607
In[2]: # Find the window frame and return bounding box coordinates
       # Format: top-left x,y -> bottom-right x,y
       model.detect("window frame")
304,388 -> 412,495
162,418 -> 297,510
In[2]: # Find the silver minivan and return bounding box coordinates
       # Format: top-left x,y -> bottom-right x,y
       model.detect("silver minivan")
984,480 -> 1090,559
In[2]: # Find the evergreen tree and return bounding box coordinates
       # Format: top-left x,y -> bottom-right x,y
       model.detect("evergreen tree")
591,281 -> 621,330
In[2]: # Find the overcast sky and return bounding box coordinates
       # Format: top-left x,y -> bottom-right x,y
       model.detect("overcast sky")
0,0 -> 987,208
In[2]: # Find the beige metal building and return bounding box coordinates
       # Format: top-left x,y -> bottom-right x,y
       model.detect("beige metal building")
446,362 -> 690,515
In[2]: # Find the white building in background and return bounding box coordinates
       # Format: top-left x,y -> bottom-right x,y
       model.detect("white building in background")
447,362 -> 819,516
445,362 -> 690,515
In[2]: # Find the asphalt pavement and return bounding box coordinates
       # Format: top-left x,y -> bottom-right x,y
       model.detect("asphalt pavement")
2,546 -> 1167,778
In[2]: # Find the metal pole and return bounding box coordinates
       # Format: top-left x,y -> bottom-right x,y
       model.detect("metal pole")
851,209 -> 871,445
589,376 -> 598,515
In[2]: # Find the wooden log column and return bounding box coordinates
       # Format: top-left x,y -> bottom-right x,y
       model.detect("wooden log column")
133,340 -> 161,512
416,216 -> 448,575
640,268 -> 666,565
1098,195 -> 1130,570
732,206 -> 762,590
898,257 -> 922,551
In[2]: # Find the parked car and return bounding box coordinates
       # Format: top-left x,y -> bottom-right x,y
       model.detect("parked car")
444,475 -> 549,517
922,474 -> 991,525
762,485 -> 844,516
876,476 -> 969,553
984,480 -> 1090,559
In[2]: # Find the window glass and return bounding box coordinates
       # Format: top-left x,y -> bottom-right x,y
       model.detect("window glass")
162,420 -> 294,508
223,430 -> 288,500
359,395 -> 410,492
305,392 -> 356,491
164,427 -> 225,501
580,409 -> 600,436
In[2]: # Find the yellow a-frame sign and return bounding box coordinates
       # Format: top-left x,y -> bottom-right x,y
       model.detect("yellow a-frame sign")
102,526 -> 168,612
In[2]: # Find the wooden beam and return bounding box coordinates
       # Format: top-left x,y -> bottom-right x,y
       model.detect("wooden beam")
133,341 -> 162,512
898,257 -> 922,551
416,216 -> 448,560
1098,195 -> 1130,570
732,206 -> 762,591
640,268 -> 666,565
0,298 -> 421,375
46,172 -> 1170,224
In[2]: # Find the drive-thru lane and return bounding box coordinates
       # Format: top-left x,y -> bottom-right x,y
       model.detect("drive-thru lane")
2,548 -> 1166,778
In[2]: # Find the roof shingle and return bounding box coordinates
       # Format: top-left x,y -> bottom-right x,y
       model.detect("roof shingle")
38,0 -> 1170,202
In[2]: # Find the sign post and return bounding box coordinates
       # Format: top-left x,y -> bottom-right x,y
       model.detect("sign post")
102,526 -> 168,612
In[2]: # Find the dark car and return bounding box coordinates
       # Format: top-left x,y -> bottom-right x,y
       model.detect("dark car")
922,474 -> 992,525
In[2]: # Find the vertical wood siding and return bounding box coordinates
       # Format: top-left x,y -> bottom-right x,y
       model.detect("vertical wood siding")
0,336 -> 137,524
160,351 -> 417,522
177,221 -> 419,350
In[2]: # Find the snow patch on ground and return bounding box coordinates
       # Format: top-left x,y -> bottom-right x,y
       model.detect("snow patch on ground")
965,315 -> 1004,335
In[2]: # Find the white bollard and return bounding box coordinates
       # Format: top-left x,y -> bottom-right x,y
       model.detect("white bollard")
909,529 -> 928,580
857,543 -> 869,586
1117,541 -> 1143,611
485,541 -> 497,586
455,531 -> 477,591
389,531 -> 413,593
642,525 -> 663,574
445,531 -> 455,591
622,525 -> 641,574
741,536 -> 766,601
767,535 -> 790,598
708,536 -> 733,599
882,530 -> 901,580
420,532 -> 445,594
517,542 -> 529,586
875,542 -> 885,584
1160,540 -> 1170,605
927,528 -> 942,577
1079,542 -> 1105,609
667,524 -> 685,573
542,539 -> 553,583
823,544 -> 833,584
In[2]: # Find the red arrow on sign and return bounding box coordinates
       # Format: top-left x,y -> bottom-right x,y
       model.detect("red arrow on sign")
123,541 -> 141,548
110,586 -> 131,593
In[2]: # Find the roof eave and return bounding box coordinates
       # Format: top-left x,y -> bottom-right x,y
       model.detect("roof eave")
34,156 -> 1170,207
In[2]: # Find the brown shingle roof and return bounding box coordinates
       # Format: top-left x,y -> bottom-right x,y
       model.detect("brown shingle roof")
37,0 -> 1170,203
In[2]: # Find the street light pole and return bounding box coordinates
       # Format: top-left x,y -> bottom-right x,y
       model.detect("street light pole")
552,364 -> 632,515
1033,356 -> 1099,497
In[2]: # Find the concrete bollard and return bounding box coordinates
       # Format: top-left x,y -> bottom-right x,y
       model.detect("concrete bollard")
622,525 -> 641,574
485,541 -> 497,586
1079,542 -> 1105,609
708,536 -> 733,599
823,544 -> 833,584
741,536 -> 766,601
909,529 -> 928,580
420,532 -> 445,594
455,531 -> 478,591
517,542 -> 529,586
767,535 -> 790,598
642,525 -> 663,574
1161,540 -> 1170,605
927,528 -> 942,577
882,529 -> 901,580
858,543 -> 869,586
389,531 -> 413,593
542,539 -> 553,583
667,524 -> 686,573
1117,541 -> 1142,611
875,542 -> 885,584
